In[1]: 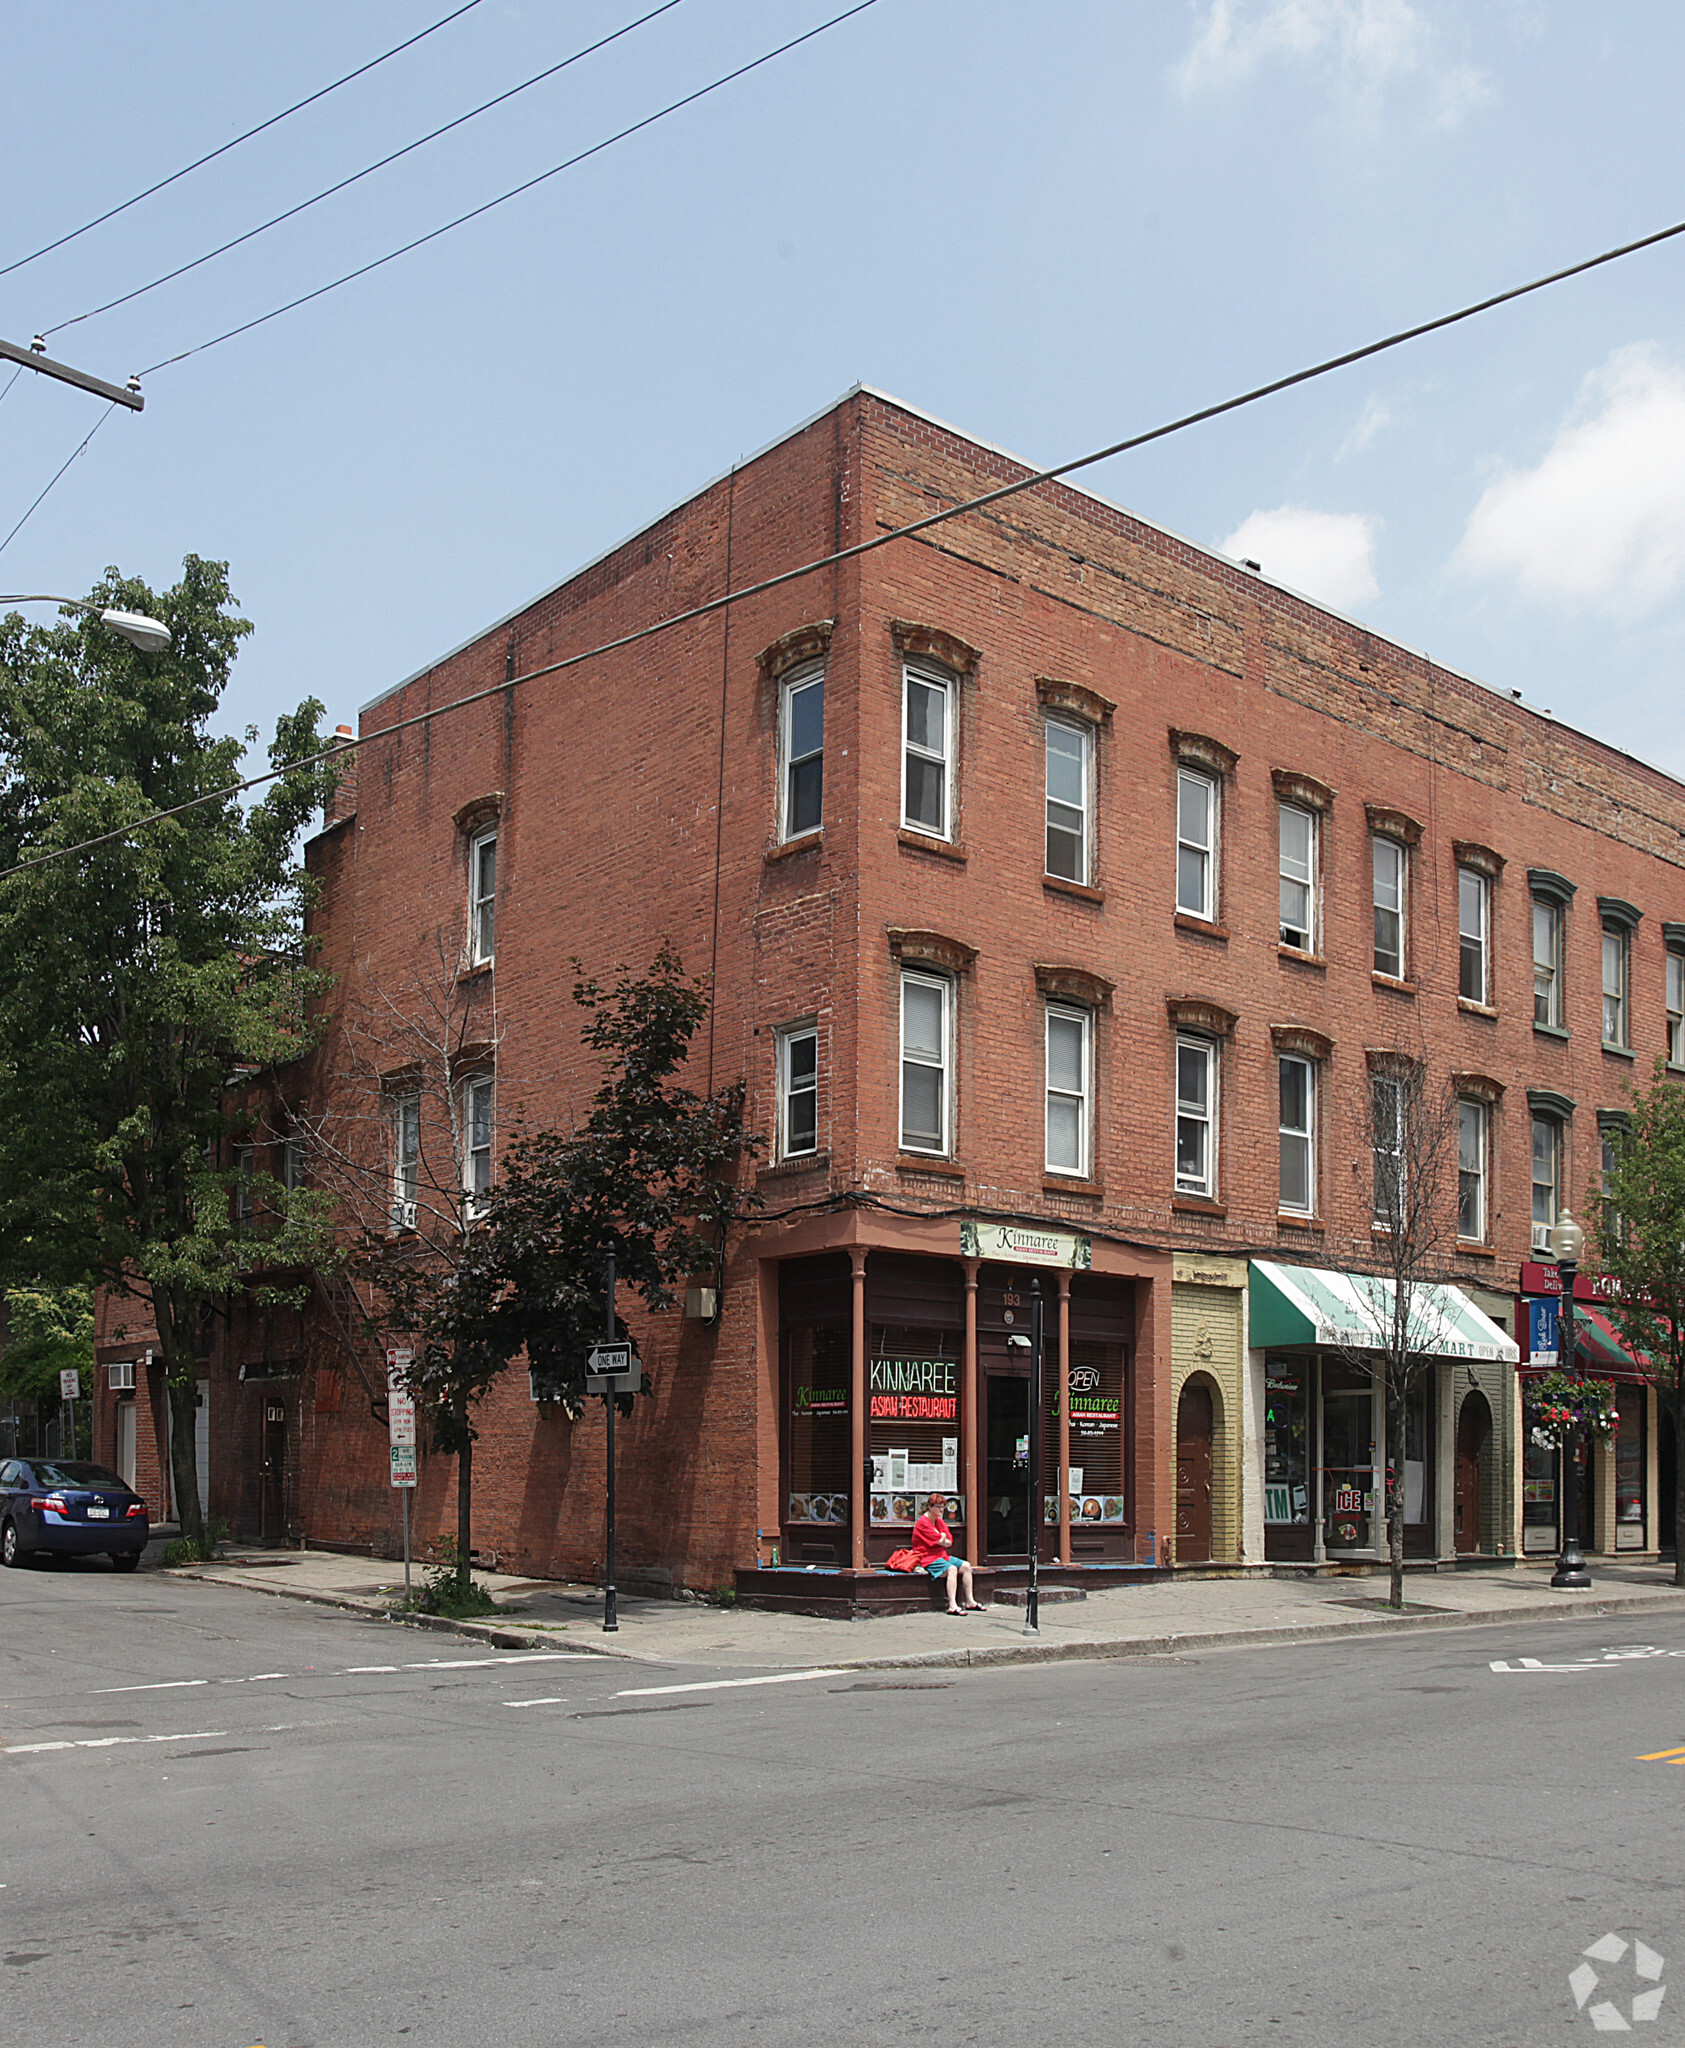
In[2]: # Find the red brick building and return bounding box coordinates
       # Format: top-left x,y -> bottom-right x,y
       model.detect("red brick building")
95,387 -> 1685,1594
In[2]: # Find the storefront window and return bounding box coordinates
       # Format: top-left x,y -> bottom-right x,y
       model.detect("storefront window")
1323,1361 -> 1375,1551
1061,1340 -> 1126,1527
1263,1360 -> 1309,1525
1616,1397 -> 1646,1551
868,1326 -> 962,1530
785,1325 -> 851,1526
1404,1379 -> 1432,1529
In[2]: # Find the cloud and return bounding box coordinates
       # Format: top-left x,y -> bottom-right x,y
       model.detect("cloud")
1454,346 -> 1685,615
1220,506 -> 1380,612
1337,394 -> 1392,460
1173,0 -> 1489,125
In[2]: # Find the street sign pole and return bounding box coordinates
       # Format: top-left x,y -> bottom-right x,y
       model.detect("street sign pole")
1024,1279 -> 1042,1637
603,1248 -> 618,1633
385,1349 -> 418,1596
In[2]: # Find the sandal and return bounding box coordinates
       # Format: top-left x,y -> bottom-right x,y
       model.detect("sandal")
963,1601 -> 987,1611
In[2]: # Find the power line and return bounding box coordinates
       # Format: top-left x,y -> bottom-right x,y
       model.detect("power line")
0,0 -> 486,281
0,404 -> 118,562
136,0 -> 881,379
44,1 -> 687,341
7,207 -> 1685,880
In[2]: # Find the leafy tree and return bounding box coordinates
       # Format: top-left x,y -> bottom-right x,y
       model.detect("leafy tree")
0,562 -> 339,1539
0,1283 -> 94,1404
1594,1064 -> 1685,1586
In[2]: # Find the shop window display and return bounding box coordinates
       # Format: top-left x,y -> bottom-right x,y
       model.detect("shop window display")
1057,1340 -> 1126,1530
1263,1360 -> 1310,1529
784,1325 -> 852,1527
868,1325 -> 963,1530
1616,1399 -> 1646,1550
1323,1362 -> 1375,1551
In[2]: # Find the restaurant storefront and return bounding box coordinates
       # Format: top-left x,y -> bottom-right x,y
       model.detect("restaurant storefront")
1250,1261 -> 1519,1566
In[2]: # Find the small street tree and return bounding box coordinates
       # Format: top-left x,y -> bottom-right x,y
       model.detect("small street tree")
1594,1062 -> 1685,1586
1,1283 -> 95,1457
0,563 -> 338,1541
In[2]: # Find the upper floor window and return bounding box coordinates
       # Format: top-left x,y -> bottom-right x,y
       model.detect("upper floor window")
1175,1036 -> 1217,1198
1458,866 -> 1490,1004
1599,1115 -> 1627,1245
469,828 -> 497,966
899,971 -> 951,1155
1531,1113 -> 1562,1248
233,1143 -> 255,1223
280,1137 -> 304,1193
1045,1004 -> 1091,1178
1669,948 -> 1685,1065
902,662 -> 954,839
1533,896 -> 1563,1028
391,1093 -> 420,1232
1044,719 -> 1091,884
1371,1075 -> 1406,1227
1176,769 -> 1218,920
1278,804 -> 1316,951
780,662 -> 824,840
1457,1098 -> 1489,1242
463,1076 -> 494,1220
1372,837 -> 1407,979
777,1023 -> 819,1159
1278,1055 -> 1315,1216
1601,924 -> 1630,1047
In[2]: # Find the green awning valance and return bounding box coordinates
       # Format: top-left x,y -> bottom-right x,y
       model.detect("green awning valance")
1250,1260 -> 1519,1363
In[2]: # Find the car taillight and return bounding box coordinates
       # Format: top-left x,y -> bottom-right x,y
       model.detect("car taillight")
126,1502 -> 146,1518
31,1495 -> 67,1512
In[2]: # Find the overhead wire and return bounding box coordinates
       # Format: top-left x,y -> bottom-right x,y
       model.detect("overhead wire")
6,207 -> 1683,880
0,0 -> 487,281
135,0 -> 881,378
0,404 -> 118,562
43,0 -> 688,340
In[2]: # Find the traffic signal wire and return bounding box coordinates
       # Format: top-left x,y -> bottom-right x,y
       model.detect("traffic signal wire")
4,205 -> 1683,881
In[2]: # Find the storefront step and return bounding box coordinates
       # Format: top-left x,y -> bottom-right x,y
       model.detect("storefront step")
992,1584 -> 1087,1607
735,1563 -> 1162,1618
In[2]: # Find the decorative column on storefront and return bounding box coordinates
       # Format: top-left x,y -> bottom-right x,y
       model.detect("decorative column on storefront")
962,1258 -> 981,1555
849,1246 -> 868,1573
1056,1270 -> 1072,1566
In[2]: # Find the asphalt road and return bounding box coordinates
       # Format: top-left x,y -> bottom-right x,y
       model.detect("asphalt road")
3,1560 -> 1682,2048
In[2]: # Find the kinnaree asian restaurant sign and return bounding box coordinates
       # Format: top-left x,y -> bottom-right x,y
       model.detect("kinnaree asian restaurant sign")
959,1221 -> 1092,1268
869,1355 -> 958,1420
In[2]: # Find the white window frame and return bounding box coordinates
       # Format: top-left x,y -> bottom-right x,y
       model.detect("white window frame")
898,970 -> 951,1156
1277,1055 -> 1315,1216
1372,836 -> 1407,979
1458,866 -> 1490,1005
1174,1034 -> 1217,1199
1044,1003 -> 1092,1179
1531,1113 -> 1561,1246
1457,1097 -> 1489,1243
391,1092 -> 420,1232
901,661 -> 954,840
1533,896 -> 1563,1029
1668,949 -> 1685,1065
1176,767 -> 1218,920
1602,924 -> 1630,1047
280,1136 -> 304,1193
469,827 -> 497,967
233,1142 -> 255,1222
463,1075 -> 494,1219
779,661 -> 824,842
1278,803 -> 1317,952
1372,1075 -> 1405,1227
777,1022 -> 819,1160
1044,717 -> 1092,885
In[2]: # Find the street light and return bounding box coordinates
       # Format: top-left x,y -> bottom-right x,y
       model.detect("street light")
1550,1208 -> 1591,1591
0,594 -> 171,652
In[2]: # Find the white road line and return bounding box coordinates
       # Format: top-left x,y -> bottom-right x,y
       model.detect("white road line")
77,1651 -> 578,1700
7,1730 -> 228,1757
619,1668 -> 849,1697
401,1654 -> 579,1671
344,1665 -> 399,1673
91,1678 -> 210,1694
503,1697 -> 570,1708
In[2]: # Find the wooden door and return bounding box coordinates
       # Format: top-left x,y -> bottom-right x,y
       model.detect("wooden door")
1176,1380 -> 1214,1563
1455,1394 -> 1490,1554
260,1403 -> 286,1540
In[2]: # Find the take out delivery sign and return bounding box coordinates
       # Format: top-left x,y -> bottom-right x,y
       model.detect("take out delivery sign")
386,1349 -> 417,1488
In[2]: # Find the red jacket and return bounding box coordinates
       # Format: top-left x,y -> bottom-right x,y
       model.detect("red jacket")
910,1513 -> 953,1566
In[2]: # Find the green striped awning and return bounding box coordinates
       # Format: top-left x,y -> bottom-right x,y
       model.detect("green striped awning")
1250,1260 -> 1519,1363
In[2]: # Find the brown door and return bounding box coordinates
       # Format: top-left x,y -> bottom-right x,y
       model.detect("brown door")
260,1403 -> 286,1540
1176,1381 -> 1214,1564
1455,1395 -> 1490,1554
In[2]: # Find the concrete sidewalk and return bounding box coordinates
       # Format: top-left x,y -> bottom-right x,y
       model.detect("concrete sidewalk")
166,1547 -> 1685,1672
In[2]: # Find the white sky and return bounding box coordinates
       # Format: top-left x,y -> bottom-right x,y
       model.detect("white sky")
4,1 -> 1685,772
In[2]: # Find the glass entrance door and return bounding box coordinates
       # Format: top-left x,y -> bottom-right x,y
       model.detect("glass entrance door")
986,1374 -> 1029,1556
1323,1366 -> 1375,1551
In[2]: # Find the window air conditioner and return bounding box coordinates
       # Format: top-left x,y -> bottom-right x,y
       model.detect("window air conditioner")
392,1200 -> 418,1231
108,1360 -> 136,1391
1531,1223 -> 1555,1253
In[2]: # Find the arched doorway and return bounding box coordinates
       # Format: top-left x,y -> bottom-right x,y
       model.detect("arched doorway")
1176,1378 -> 1216,1565
1455,1390 -> 1493,1555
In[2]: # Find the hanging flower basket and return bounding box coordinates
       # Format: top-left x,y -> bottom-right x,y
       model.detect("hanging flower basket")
1527,1370 -> 1619,1448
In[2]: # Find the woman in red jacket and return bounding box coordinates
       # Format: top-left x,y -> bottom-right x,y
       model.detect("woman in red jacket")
910,1493 -> 985,1613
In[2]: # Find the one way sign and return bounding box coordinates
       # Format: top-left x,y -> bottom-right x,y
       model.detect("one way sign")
586,1344 -> 636,1393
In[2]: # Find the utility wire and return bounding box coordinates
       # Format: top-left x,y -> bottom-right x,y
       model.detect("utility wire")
136,0 -> 880,378
0,365 -> 23,409
0,0 -> 486,281
45,0 -> 686,340
7,207 -> 1685,879
0,404 -> 117,562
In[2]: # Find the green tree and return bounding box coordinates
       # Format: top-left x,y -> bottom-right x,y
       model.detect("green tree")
0,1283 -> 94,1404
1594,1064 -> 1685,1586
0,562 -> 339,1540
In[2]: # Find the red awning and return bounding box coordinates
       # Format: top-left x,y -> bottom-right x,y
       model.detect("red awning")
1561,1304 -> 1651,1382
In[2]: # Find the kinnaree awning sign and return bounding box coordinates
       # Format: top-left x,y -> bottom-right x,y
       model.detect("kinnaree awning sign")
1249,1261 -> 1520,1363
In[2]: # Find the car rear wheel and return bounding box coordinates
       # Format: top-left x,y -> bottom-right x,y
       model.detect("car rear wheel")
2,1519 -> 32,1568
109,1551 -> 140,1572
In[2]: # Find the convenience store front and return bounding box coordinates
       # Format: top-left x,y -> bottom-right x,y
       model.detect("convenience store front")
1251,1261 -> 1519,1566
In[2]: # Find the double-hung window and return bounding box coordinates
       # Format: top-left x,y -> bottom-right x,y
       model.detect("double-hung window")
1045,719 -> 1091,884
1531,1114 -> 1561,1247
233,1143 -> 255,1224
463,1076 -> 494,1219
1669,949 -> 1685,1065
1458,867 -> 1490,1004
1045,1005 -> 1091,1178
1371,1076 -> 1405,1227
899,972 -> 950,1155
1175,1037 -> 1217,1198
469,828 -> 497,966
777,1023 -> 818,1159
391,1094 -> 420,1231
1278,805 -> 1316,951
902,662 -> 954,839
1533,896 -> 1563,1028
780,662 -> 824,840
1600,1117 -> 1627,1245
1457,1098 -> 1489,1241
280,1136 -> 303,1194
1372,837 -> 1407,979
1176,769 -> 1217,919
1278,1056 -> 1315,1215
1602,924 -> 1630,1047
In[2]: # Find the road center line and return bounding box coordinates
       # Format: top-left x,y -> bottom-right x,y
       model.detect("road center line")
503,1696 -> 570,1708
7,1729 -> 228,1757
619,1668 -> 849,1697
92,1678 -> 210,1694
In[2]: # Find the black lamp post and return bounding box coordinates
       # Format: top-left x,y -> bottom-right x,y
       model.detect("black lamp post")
1550,1209 -> 1592,1591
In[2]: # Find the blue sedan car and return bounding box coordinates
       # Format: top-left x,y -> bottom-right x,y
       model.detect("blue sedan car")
0,1459 -> 149,1570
